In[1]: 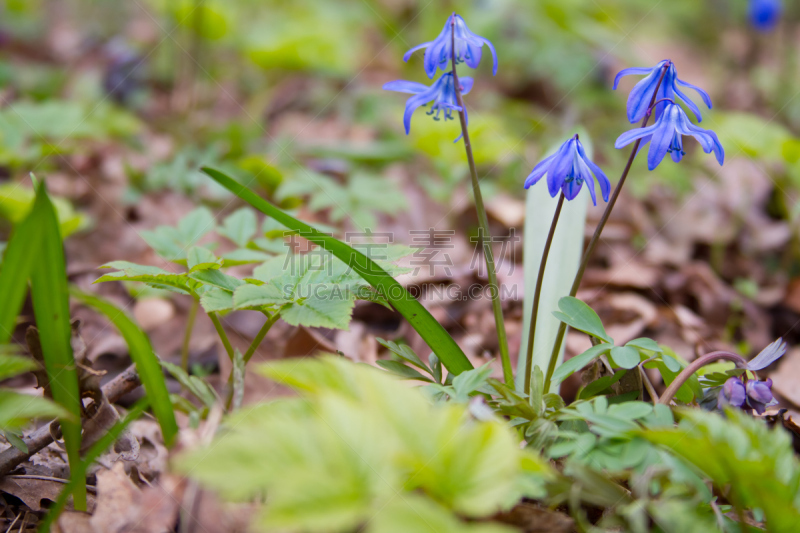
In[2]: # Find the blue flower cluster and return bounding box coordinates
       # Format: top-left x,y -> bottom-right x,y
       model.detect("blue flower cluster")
718,377 -> 776,414
383,14 -> 495,136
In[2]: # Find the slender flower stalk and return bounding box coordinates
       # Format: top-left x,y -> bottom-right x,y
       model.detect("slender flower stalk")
542,62 -> 671,392
523,192 -> 565,396
225,311 -> 280,410
181,297 -> 200,371
449,17 -> 513,384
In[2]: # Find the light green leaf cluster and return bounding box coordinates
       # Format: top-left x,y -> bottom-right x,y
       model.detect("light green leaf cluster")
642,408 -> 800,533
0,350 -> 71,433
175,356 -> 551,533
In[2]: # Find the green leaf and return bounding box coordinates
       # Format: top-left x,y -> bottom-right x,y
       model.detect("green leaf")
376,360 -> 433,382
551,344 -> 611,385
71,289 -> 178,447
451,362 -> 494,399
203,167 -> 473,375
369,495 -> 515,533
607,401 -> 652,420
280,294 -> 355,330
0,352 -> 38,381
579,369 -> 626,399
429,353 -> 442,384
199,287 -> 235,313
0,390 -> 72,431
219,207 -> 257,247
233,283 -> 288,309
162,361 -> 218,408
625,338 -> 662,353
28,184 -> 85,509
177,206 -> 216,245
376,338 -> 429,373
95,261 -> 199,295
187,246 -> 223,272
190,269 -> 245,292
660,353 -> 682,373
609,346 -> 640,369
552,296 -> 613,343
221,248 -> 272,266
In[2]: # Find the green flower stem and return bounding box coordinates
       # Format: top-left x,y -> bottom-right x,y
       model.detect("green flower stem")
209,312 -> 234,361
181,297 -> 200,371
523,192 -> 565,398
657,351 -> 746,405
542,64 -> 671,393
224,312 -> 280,410
451,25 -> 513,385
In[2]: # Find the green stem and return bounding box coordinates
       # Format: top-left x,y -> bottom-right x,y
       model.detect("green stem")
523,192 -> 565,397
542,63 -> 671,393
450,17 -> 513,385
181,298 -> 200,371
224,312 -> 279,410
209,312 -> 234,361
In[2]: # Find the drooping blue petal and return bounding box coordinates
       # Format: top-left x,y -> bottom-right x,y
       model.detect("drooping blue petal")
403,93 -> 430,134
575,155 -> 597,206
647,107 -> 678,170
403,42 -> 431,63
672,83 -> 704,122
613,67 -> 653,90
459,77 -> 474,95
524,153 -> 556,189
675,78 -> 713,110
382,80 -> 429,94
615,122 -> 659,149
482,38 -> 498,76
546,140 -> 575,198
576,141 -> 611,202
562,176 -> 582,201
626,68 -> 665,123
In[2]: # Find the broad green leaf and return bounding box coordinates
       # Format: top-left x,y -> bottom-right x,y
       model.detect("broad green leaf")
71,289 -> 177,447
607,401 -> 652,420
200,287 -> 235,313
177,206 -> 216,245
552,296 -> 613,343
0,390 -> 72,431
221,248 -> 272,265
29,184 -> 84,509
233,283 -> 288,309
551,344 -> 611,385
280,294 -> 355,330
219,207 -> 257,247
369,495 -> 514,533
451,362 -> 494,398
625,338 -> 662,354
660,353 -> 682,373
377,338 -> 428,373
139,226 -> 186,261
187,246 -> 223,272
189,269 -> 245,292
95,261 -> 199,295
609,346 -> 640,369
203,167 -> 472,375
579,369 -> 626,399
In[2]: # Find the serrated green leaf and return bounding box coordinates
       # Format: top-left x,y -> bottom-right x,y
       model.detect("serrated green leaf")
609,346 -> 640,369
187,246 -> 223,272
221,248 -> 272,265
280,294 -> 355,330
189,268 -> 245,292
95,261 -> 198,295
451,362 -> 493,399
234,283 -> 289,309
200,287 -> 235,313
177,206 -> 216,245
551,344 -> 611,385
139,226 -> 185,262
607,401 -> 652,420
552,296 -> 613,343
219,207 -> 257,247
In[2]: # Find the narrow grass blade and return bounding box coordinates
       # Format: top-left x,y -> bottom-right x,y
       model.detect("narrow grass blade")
516,163 -> 588,392
28,184 -> 85,510
38,397 -> 150,533
202,167 -> 473,375
0,193 -> 46,343
71,288 -> 178,447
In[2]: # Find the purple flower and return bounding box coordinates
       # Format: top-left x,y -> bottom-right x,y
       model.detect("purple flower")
404,13 -> 498,79
383,73 -> 473,135
718,377 -> 746,409
614,60 -> 712,123
524,135 -> 611,205
746,378 -> 775,414
749,0 -> 781,32
615,102 -> 724,170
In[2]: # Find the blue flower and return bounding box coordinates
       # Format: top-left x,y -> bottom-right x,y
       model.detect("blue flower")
749,0 -> 782,32
745,378 -> 775,414
524,135 -> 611,205
718,377 -> 747,409
614,60 -> 713,123
383,73 -> 473,135
404,13 -> 498,79
615,102 -> 724,170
